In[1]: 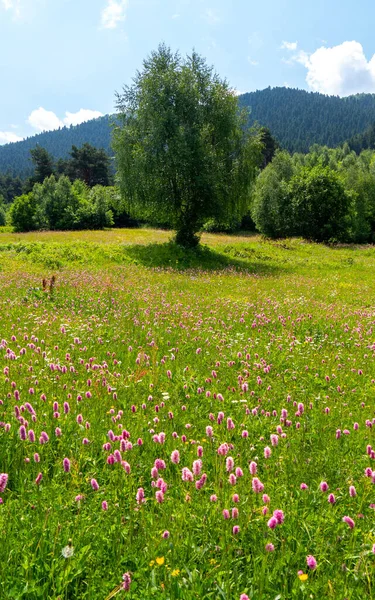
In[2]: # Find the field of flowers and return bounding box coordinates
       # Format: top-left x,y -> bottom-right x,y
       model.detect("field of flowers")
1,230 -> 375,599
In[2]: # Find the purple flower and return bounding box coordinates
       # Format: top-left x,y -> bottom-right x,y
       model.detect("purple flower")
267,516 -> 278,529
122,572 -> 131,591
0,474 -> 8,493
252,477 -> 264,493
273,509 -> 285,524
91,478 -> 99,491
306,555 -> 317,570
343,515 -> 355,529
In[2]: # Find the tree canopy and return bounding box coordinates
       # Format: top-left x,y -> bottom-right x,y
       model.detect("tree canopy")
113,44 -> 262,247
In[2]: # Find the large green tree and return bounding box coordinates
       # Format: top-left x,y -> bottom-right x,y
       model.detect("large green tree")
113,44 -> 261,247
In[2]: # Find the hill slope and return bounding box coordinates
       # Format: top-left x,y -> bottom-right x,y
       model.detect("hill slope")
3,87 -> 375,176
239,87 -> 375,152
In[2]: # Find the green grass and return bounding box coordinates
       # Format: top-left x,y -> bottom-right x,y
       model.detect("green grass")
1,229 -> 375,599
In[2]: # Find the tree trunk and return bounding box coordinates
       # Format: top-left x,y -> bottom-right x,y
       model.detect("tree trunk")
175,209 -> 200,248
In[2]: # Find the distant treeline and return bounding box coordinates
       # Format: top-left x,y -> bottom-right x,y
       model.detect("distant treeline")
4,137 -> 375,245
3,122 -> 375,244
0,142 -> 119,229
0,143 -> 113,204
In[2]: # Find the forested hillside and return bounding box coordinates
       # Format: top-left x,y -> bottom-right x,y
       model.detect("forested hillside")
3,87 -> 375,176
239,87 -> 375,152
0,115 -> 112,177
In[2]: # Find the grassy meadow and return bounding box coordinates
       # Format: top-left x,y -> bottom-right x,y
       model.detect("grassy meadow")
1,228 -> 375,599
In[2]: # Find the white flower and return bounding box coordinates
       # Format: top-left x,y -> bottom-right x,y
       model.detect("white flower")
62,545 -> 74,558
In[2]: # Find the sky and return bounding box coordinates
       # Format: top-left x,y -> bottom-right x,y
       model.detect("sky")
1,0 -> 375,144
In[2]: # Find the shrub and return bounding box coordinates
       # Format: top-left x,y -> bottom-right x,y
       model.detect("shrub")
9,177 -> 114,232
288,166 -> 350,242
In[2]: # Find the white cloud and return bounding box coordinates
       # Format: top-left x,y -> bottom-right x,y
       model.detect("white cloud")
0,131 -> 23,145
1,0 -> 21,17
101,0 -> 128,29
64,109 -> 103,126
27,107 -> 104,133
27,108 -> 63,132
287,41 -> 375,96
293,50 -> 310,67
281,41 -> 298,51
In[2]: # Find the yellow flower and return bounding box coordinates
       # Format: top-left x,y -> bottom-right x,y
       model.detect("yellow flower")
156,556 -> 165,566
298,573 -> 308,582
209,558 -> 217,565
149,560 -> 155,567
171,569 -> 180,577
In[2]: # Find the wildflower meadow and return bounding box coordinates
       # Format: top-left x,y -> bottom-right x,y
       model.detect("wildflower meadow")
1,229 -> 375,599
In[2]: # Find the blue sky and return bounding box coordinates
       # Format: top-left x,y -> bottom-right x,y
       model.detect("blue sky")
1,0 -> 375,144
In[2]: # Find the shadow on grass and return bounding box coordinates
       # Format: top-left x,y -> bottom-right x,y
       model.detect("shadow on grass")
123,242 -> 283,275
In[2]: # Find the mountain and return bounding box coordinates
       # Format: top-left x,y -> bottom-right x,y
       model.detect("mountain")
3,87 -> 375,177
239,87 -> 375,153
0,115 -> 113,177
